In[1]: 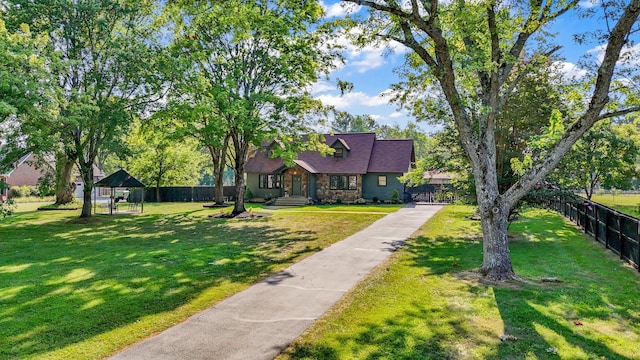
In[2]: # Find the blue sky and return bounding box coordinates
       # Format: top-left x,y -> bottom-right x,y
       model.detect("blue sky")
312,0 -> 637,134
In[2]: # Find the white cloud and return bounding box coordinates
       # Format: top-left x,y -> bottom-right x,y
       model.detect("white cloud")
553,61 -> 588,81
588,43 -> 640,66
389,111 -> 405,118
320,0 -> 361,18
316,91 -> 390,110
309,81 -> 336,95
578,0 -> 600,8
324,29 -> 409,74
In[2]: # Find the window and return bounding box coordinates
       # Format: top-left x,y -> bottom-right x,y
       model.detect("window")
329,175 -> 357,190
378,175 -> 387,187
333,148 -> 343,158
259,174 -> 282,189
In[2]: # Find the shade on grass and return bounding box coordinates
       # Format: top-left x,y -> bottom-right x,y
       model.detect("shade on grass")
0,202 -> 388,359
281,206 -> 640,359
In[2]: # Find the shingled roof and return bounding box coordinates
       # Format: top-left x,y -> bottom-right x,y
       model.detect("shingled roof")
245,133 -> 414,175
95,169 -> 145,188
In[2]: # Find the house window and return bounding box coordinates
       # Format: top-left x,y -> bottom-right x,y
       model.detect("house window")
330,175 -> 357,190
378,175 -> 387,187
259,174 -> 281,189
333,148 -> 343,158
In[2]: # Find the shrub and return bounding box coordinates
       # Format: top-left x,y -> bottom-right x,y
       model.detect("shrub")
336,198 -> 342,204
1,199 -> 16,219
10,186 -> 23,198
244,187 -> 253,201
391,189 -> 401,203
372,196 -> 379,203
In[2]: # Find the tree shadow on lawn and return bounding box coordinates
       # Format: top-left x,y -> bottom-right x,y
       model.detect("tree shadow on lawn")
0,211 -> 323,358
285,224 -> 640,359
411,230 -> 639,359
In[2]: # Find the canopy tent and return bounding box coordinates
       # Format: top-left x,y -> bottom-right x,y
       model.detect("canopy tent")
93,169 -> 145,215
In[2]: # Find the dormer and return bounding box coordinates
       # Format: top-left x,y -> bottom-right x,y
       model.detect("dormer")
330,138 -> 350,159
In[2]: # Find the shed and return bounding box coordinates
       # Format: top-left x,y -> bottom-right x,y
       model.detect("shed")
93,169 -> 145,215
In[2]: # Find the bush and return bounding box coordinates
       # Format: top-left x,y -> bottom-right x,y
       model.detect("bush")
11,185 -> 40,198
1,199 -> 16,219
391,189 -> 401,203
336,198 -> 342,204
372,196 -> 379,203
244,187 -> 253,201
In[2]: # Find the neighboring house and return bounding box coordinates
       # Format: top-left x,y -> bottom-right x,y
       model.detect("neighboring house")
0,152 -> 104,200
0,153 -> 52,200
245,133 -> 415,203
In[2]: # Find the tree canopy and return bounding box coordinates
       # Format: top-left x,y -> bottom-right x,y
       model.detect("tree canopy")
343,0 -> 640,280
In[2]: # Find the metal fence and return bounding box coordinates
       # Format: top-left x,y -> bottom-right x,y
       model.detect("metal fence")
549,196 -> 640,272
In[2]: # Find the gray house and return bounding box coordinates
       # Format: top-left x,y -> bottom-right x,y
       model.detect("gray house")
245,133 -> 415,203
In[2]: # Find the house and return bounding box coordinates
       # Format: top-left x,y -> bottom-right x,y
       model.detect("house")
0,153 -> 52,201
245,133 -> 415,203
0,152 -> 104,201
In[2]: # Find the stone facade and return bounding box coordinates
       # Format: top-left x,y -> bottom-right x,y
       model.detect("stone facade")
315,174 -> 362,201
282,167 -> 309,197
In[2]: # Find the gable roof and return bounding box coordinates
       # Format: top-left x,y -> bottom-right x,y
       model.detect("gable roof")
95,169 -> 145,188
367,139 -> 415,173
1,153 -> 33,177
245,133 -> 414,175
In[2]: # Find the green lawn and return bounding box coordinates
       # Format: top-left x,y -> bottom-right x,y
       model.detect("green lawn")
281,205 -> 640,359
0,202 -> 390,359
591,194 -> 640,218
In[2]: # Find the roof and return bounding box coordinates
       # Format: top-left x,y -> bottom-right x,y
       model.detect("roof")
245,133 -> 414,175
367,139 -> 415,173
94,169 -> 145,188
1,153 -> 32,177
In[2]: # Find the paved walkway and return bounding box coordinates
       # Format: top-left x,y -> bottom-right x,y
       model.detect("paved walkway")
110,204 -> 443,360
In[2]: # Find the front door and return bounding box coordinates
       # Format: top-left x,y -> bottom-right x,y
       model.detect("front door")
291,175 -> 302,196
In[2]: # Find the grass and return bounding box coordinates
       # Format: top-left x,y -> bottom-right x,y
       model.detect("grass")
591,194 -> 640,218
280,205 -> 640,360
0,202 -> 391,359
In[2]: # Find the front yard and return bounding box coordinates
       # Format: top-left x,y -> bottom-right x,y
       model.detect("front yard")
281,206 -> 640,359
0,203 -> 392,359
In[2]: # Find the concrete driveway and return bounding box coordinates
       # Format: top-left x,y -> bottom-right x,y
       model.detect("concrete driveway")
110,204 -> 443,360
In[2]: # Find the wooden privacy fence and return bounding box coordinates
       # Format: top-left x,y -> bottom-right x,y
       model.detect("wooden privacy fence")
548,196 -> 640,272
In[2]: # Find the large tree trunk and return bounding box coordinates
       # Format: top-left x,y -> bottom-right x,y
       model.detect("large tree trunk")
80,164 -> 94,218
232,162 -> 246,215
231,135 -> 249,215
207,143 -> 229,205
478,202 -> 515,280
214,168 -> 225,205
55,152 -> 75,204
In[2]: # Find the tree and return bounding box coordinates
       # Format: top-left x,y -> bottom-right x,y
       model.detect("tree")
554,120 -> 640,199
168,0 -> 338,215
125,122 -> 206,201
343,0 -> 640,279
332,112 -> 379,133
5,0 -> 168,217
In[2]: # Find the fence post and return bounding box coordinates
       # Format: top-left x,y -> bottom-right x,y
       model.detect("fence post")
637,220 -> 640,272
605,210 -> 609,249
593,204 -> 600,241
617,214 -> 624,260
